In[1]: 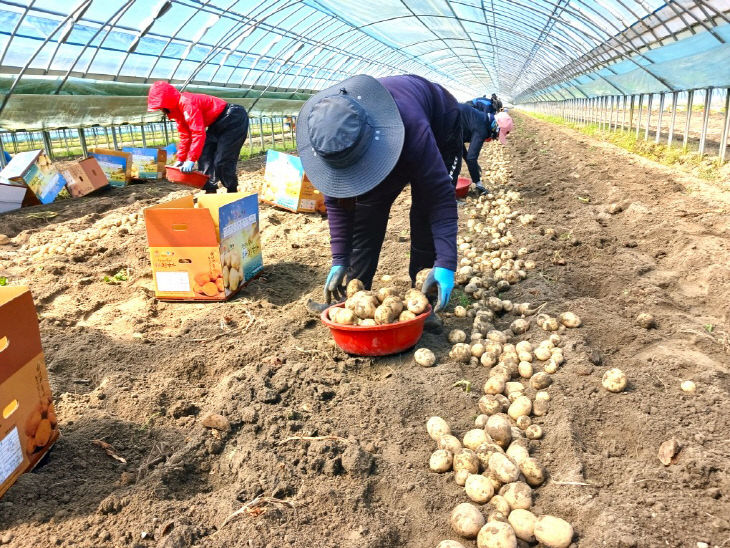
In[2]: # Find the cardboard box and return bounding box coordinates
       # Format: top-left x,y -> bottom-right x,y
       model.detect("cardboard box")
0,184 -> 30,213
90,148 -> 132,187
0,150 -> 66,205
122,147 -> 167,179
164,143 -> 177,163
0,287 -> 59,498
61,157 -> 110,198
260,150 -> 325,213
144,193 -> 263,301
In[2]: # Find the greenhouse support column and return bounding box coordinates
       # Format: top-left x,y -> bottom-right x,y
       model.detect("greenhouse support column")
655,93 -> 666,144
720,88 -> 730,163
668,92 -> 679,147
140,124 -> 147,148
0,137 -> 6,168
10,133 -> 19,153
291,116 -> 296,146
78,128 -> 88,157
270,118 -> 275,148
163,121 -> 170,145
41,131 -> 54,160
621,96 -> 627,131
698,88 -> 712,157
258,118 -> 265,152
636,95 -> 644,139
628,96 -> 635,133
683,90 -> 694,151
111,126 -> 119,149
248,122 -> 254,155
645,94 -> 653,141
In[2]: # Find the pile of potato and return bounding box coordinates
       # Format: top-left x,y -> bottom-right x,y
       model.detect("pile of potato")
327,279 -> 430,327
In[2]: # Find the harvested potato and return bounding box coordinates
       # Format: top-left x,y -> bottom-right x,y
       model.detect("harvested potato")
483,377 -> 506,396
475,414 -> 489,428
437,541 -> 466,548
488,453 -> 519,483
346,279 -> 364,297
377,286 -> 399,303
508,509 -> 536,542
680,380 -> 696,394
530,372 -> 552,390
486,414 -> 512,448
515,341 -> 532,354
353,293 -> 379,319
438,434 -> 462,455
518,362 -> 533,379
476,521 -> 517,548
450,343 -> 473,363
360,319 -> 377,326
466,473 -> 494,504
374,304 -> 397,325
414,348 -> 436,367
533,345 -> 551,361
515,416 -> 531,431
451,502 -> 486,539
454,306 -> 467,318
543,361 -> 558,374
506,442 -> 529,466
517,350 -> 532,363
487,330 -> 509,344
535,390 -> 550,402
500,481 -> 532,510
525,425 -> 543,440
559,312 -> 581,328
416,269 -> 431,288
635,312 -> 656,329
475,442 -> 502,468
602,368 -> 627,393
381,295 -> 404,315
504,381 -> 524,395
455,468 -> 471,486
479,395 -> 503,416
519,458 -> 546,487
405,289 -> 429,315
534,515 -> 573,548
453,449 -> 480,474
510,319 -> 530,335
427,416 -> 451,441
471,343 -> 486,358
481,353 -> 498,367
331,307 -> 357,325
449,329 -> 467,343
399,310 -> 417,322
507,396 -> 532,420
464,429 -> 489,451
532,399 -> 549,417
430,449 -> 454,473
489,495 -> 511,516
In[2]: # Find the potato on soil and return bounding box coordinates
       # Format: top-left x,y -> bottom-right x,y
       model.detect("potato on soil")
515,416 -> 531,431
476,520 -> 517,548
525,425 -> 543,440
414,348 -> 436,367
533,345 -> 552,361
602,368 -> 627,392
437,541 -> 466,548
507,396 -> 532,420
430,449 -> 454,473
466,473 -> 494,503
483,376 -> 506,396
453,449 -> 480,474
488,452 -> 520,483
519,457 -> 546,487
455,468 -> 471,486
486,414 -> 512,448
559,311 -> 581,328
530,372 -> 552,390
635,312 -> 656,329
489,495 -> 511,516
427,416 -> 451,441
439,434 -> 462,454
464,429 -> 489,450
450,343 -> 472,363
451,502 -> 486,539
532,399 -> 549,417
500,481 -> 532,510
680,380 -> 696,394
510,319 -> 530,335
508,509 -> 536,542
475,414 -> 489,428
534,515 -> 574,548
506,443 -> 529,466
449,329 -> 467,343
479,395 -> 503,416
346,278 -> 364,297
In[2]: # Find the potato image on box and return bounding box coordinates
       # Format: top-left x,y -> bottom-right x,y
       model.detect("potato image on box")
0,287 -> 59,499
144,193 -> 263,301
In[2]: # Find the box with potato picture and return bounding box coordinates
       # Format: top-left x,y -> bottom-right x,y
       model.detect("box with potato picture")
144,193 -> 263,301
0,287 -> 59,499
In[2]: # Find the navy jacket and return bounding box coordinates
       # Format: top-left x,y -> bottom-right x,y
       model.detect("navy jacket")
324,75 -> 460,272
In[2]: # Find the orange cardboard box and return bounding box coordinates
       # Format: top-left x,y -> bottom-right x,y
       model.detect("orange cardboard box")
144,193 -> 263,301
260,150 -> 325,213
0,287 -> 59,499
61,157 -> 110,198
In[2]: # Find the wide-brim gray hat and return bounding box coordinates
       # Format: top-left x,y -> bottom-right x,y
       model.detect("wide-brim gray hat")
296,74 -> 405,198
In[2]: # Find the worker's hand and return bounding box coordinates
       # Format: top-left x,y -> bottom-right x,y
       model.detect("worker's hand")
181,160 -> 195,173
173,160 -> 183,168
422,267 -> 455,312
324,265 -> 347,304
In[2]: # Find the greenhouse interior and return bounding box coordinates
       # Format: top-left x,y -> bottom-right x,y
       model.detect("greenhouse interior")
0,1 -> 728,547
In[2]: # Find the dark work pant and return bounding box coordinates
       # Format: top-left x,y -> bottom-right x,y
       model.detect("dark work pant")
198,103 -> 249,192
348,145 -> 462,289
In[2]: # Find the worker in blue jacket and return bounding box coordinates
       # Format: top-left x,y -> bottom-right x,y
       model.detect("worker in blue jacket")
471,95 -> 496,115
297,74 -> 462,313
459,102 -> 499,194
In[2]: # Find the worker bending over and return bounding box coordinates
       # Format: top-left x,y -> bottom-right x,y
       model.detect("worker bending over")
297,74 -> 462,313
147,82 -> 249,193
459,102 -> 499,194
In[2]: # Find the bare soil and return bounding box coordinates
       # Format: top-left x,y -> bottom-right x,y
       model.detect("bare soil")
0,113 -> 728,548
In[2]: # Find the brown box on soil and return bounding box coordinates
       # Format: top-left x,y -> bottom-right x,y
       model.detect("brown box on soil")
61,157 -> 110,198
0,287 -> 59,499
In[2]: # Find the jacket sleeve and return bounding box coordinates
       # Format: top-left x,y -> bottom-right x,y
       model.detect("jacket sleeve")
324,195 -> 354,267
409,124 -> 458,272
175,118 -> 191,161
182,102 -> 207,162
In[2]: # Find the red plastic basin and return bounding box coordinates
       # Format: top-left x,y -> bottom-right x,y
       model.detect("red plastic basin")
456,176 -> 471,198
321,303 -> 431,356
165,166 -> 210,188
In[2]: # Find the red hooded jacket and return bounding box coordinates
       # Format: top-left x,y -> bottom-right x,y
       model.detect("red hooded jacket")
147,81 -> 227,162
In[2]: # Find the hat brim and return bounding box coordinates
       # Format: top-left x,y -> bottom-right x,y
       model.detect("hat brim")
296,75 -> 405,198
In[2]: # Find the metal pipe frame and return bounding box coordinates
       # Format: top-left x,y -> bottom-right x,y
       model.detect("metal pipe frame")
698,88 -> 713,156
668,91 -> 679,148
645,93 -> 653,141
683,90 -> 695,150
655,93 -> 666,144
720,88 -> 730,163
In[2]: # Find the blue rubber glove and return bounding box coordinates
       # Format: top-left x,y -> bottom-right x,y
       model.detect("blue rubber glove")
324,265 -> 347,304
181,160 -> 195,173
422,267 -> 455,312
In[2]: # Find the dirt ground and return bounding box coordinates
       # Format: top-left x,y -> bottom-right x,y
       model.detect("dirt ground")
0,112 -> 728,548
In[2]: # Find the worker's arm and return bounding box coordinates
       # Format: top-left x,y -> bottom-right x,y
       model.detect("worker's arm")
175,118 -> 191,161
182,103 -> 207,162
324,195 -> 354,268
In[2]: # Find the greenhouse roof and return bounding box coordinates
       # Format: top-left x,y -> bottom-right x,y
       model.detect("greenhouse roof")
0,0 -> 728,129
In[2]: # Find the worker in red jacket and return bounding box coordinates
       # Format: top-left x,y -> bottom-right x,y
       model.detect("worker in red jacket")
147,82 -> 249,193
